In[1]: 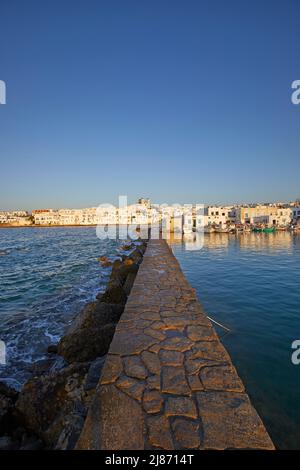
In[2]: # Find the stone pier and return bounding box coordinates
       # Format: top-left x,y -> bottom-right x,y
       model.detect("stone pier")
76,239 -> 274,450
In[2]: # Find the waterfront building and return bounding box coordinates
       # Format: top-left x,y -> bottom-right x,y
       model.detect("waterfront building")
273,208 -> 292,227
292,206 -> 300,223
0,210 -> 31,225
236,205 -> 292,227
96,205 -> 118,225
205,206 -> 233,229
32,209 -> 60,225
5,202 -> 295,229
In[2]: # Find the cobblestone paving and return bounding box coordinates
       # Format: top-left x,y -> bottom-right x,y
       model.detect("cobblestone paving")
77,240 -> 274,450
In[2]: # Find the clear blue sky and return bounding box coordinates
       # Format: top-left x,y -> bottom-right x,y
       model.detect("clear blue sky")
0,0 -> 299,211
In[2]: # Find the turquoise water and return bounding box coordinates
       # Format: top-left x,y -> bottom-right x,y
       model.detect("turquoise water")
171,232 -> 300,450
0,227 -> 120,388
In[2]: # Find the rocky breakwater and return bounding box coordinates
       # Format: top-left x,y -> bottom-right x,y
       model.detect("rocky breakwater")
0,239 -> 147,450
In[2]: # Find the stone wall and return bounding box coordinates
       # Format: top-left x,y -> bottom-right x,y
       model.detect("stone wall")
76,239 -> 274,450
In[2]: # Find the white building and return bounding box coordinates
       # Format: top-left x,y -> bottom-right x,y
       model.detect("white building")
205,206 -> 233,229
32,210 -> 60,225
292,206 -> 300,223
235,205 -> 292,227
0,210 -> 31,225
273,208 -> 292,227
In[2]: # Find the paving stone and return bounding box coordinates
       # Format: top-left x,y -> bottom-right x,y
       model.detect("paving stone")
141,311 -> 161,321
144,327 -> 166,341
165,397 -> 198,419
116,376 -> 145,402
151,321 -> 166,330
160,336 -> 193,352
141,305 -> 160,313
196,391 -> 274,450
76,385 -> 144,450
186,325 -> 217,341
146,375 -> 161,391
172,418 -> 201,449
163,317 -> 186,329
200,365 -> 244,392
189,341 -> 231,362
161,366 -> 190,396
147,415 -> 174,450
188,374 -> 204,391
185,357 -> 224,375
160,310 -> 183,318
148,343 -> 161,354
159,350 -> 184,366
141,351 -> 161,375
123,356 -> 148,380
160,299 -> 177,309
109,331 -> 156,355
143,389 -> 163,414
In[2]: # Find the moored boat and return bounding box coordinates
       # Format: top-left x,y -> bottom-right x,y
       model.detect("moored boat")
253,226 -> 276,233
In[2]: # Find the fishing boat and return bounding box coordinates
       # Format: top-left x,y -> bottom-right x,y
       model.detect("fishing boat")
252,226 -> 276,233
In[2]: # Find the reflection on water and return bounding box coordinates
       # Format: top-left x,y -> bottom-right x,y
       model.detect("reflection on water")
170,232 -> 300,449
169,230 -> 294,251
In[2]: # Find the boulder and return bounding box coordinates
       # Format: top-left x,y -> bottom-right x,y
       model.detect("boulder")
53,412 -> 85,450
29,358 -> 56,376
0,382 -> 18,401
114,257 -> 139,276
108,261 -> 139,290
98,256 -> 112,267
84,357 -> 106,392
58,323 -> 116,363
15,362 -> 90,448
136,243 -> 147,255
47,344 -> 58,354
120,243 -> 135,251
57,302 -> 122,363
123,258 -> 134,266
100,286 -> 127,304
127,248 -> 143,265
123,272 -> 137,296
